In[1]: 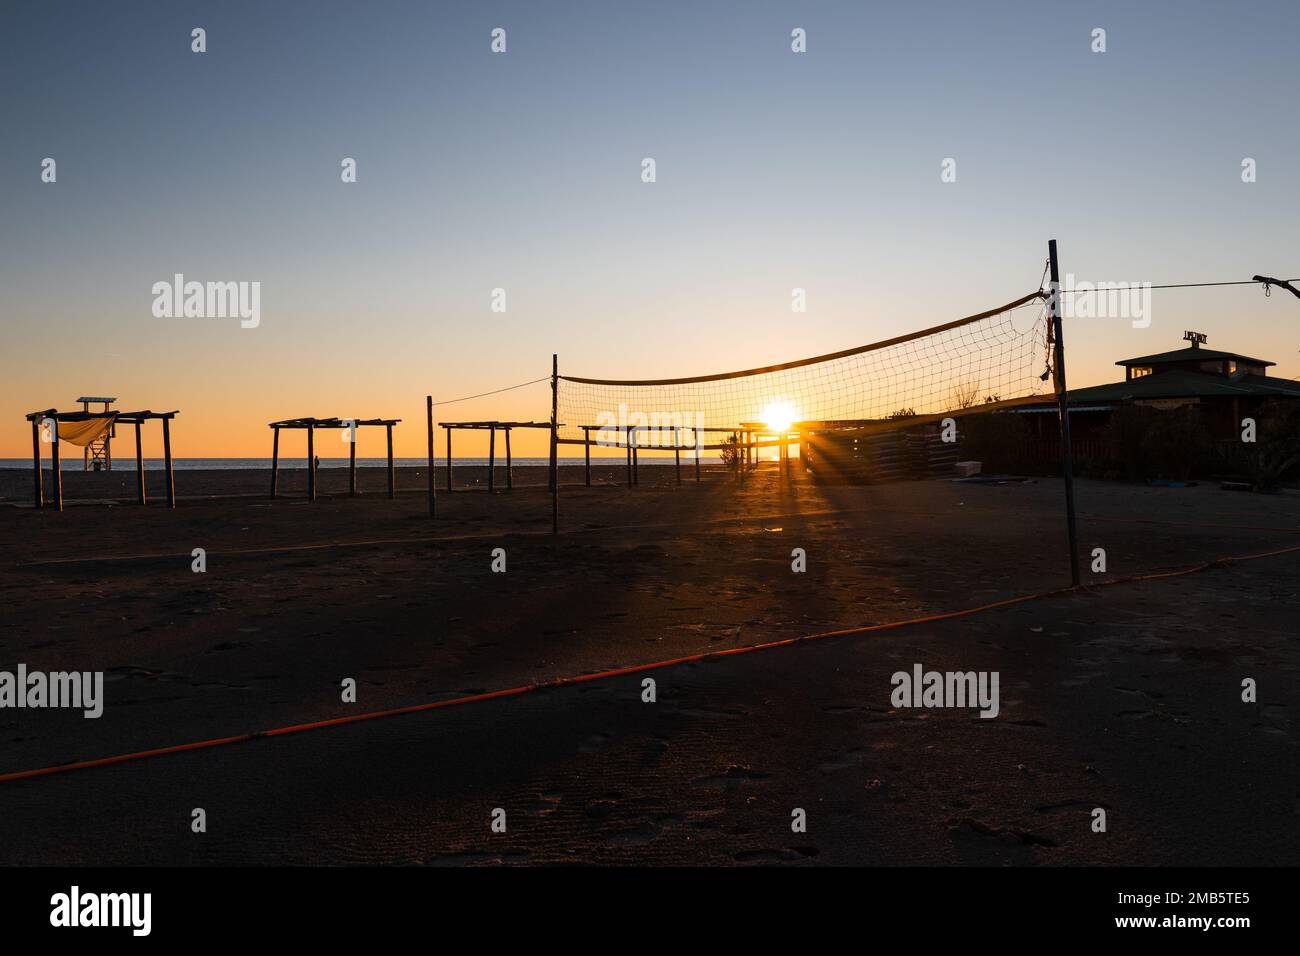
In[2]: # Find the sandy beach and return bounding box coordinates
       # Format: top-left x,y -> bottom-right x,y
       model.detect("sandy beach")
0,464 -> 1296,865
0,462 -> 634,504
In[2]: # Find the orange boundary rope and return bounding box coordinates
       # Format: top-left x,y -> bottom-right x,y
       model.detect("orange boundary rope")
2,540 -> 1297,786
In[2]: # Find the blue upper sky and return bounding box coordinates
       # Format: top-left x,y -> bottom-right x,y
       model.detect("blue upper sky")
1,0 -> 1297,455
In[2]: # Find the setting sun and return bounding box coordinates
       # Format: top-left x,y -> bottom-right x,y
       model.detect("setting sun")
761,400 -> 797,433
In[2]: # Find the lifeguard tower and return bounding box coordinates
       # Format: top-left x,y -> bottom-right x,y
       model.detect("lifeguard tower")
77,396 -> 116,471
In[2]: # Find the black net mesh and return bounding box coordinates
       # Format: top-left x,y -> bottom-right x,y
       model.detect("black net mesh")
557,293 -> 1051,450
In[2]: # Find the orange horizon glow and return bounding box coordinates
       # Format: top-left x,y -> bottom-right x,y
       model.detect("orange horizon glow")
5,322 -> 1298,462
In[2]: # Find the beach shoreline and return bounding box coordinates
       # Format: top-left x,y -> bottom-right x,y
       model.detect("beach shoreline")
1,463 -> 728,505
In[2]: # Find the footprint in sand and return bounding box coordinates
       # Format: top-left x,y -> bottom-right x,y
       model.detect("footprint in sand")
1035,800 -> 1097,814
946,817 -> 1057,847
585,799 -> 619,820
522,794 -> 563,816
690,765 -> 770,789
818,747 -> 868,773
577,732 -> 613,753
424,850 -> 531,867
734,847 -> 819,862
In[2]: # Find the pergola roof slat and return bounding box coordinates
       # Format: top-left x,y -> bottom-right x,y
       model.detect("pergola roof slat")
437,420 -> 556,428
269,416 -> 401,428
25,409 -> 178,421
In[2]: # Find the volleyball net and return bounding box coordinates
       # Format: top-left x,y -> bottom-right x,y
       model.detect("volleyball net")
555,291 -> 1053,451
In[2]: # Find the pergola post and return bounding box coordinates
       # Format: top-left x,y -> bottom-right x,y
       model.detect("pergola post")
307,424 -> 316,502
162,416 -> 176,509
504,427 -> 513,490
135,421 -> 146,505
386,423 -> 395,499
270,426 -> 280,499
349,425 -> 358,496
51,420 -> 63,511
30,418 -> 43,509
488,426 -> 496,493
583,426 -> 591,486
445,426 -> 453,492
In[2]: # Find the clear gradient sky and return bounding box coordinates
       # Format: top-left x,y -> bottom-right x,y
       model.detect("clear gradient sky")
2,0 -> 1298,460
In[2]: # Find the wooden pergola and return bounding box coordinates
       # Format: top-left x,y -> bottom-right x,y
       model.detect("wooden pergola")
25,408 -> 179,511
269,417 -> 400,501
437,421 -> 556,493
561,423 -> 765,487
566,424 -> 708,488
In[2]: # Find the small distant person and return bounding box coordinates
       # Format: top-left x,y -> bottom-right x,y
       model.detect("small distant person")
314,455 -> 320,471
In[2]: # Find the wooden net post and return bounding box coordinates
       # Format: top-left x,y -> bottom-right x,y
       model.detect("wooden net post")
1049,239 -> 1081,587
426,397 -> 436,517
550,355 -> 559,534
